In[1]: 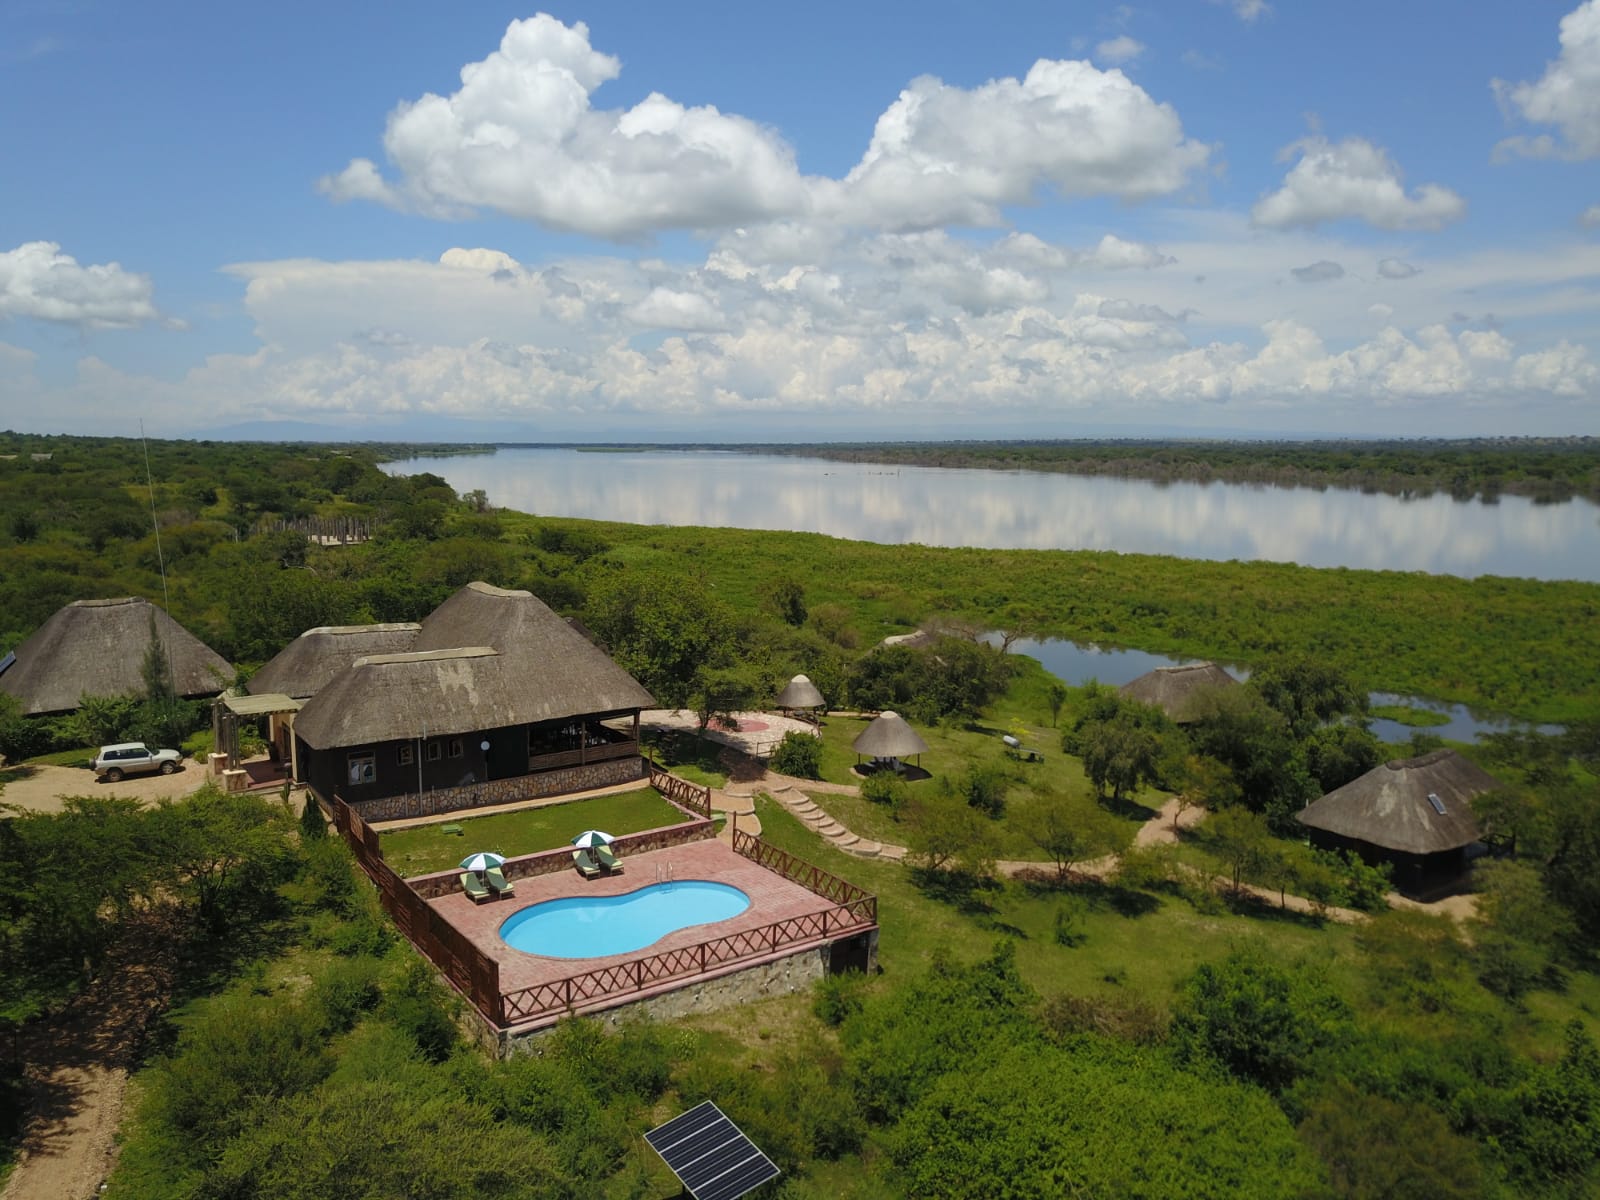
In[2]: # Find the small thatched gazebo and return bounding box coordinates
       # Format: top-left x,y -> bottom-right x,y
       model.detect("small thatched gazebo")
852,710 -> 929,773
1296,749 -> 1500,894
775,674 -> 825,723
0,597 -> 232,716
1118,662 -> 1237,723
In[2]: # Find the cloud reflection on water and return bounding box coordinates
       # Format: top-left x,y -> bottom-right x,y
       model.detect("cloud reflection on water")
389,449 -> 1600,582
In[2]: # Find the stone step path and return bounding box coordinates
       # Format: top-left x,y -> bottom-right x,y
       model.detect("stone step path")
760,780 -> 908,862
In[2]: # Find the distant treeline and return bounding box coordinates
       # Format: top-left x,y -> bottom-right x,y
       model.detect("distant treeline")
559,437 -> 1600,503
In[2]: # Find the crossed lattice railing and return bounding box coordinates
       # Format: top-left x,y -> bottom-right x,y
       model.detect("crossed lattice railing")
498,904 -> 870,1025
647,759 -> 712,818
731,829 -> 878,923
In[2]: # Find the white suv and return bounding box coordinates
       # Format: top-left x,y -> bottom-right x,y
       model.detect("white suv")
93,742 -> 183,782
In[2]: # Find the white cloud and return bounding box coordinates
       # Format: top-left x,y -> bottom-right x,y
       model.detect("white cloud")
320,14 -> 809,238
1251,135 -> 1465,231
1290,260 -> 1344,283
1095,36 -> 1144,65
1084,234 -> 1175,269
1582,204 -> 1600,226
831,60 -> 1210,230
0,241 -> 161,328
626,288 -> 727,331
1232,0 -> 1271,21
1511,340 -> 1599,394
324,15 -> 1210,238
1492,0 -> 1600,160
1377,257 -> 1421,279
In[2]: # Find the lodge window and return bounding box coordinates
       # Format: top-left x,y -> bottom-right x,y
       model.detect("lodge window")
398,744 -> 414,767
448,737 -> 464,758
346,753 -> 376,786
426,741 -> 442,762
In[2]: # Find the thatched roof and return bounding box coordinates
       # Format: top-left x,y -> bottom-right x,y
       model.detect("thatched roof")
1296,749 -> 1497,855
852,711 -> 930,758
247,623 -> 421,699
776,674 -> 825,709
294,582 -> 654,749
0,597 -> 232,715
1118,662 -> 1238,721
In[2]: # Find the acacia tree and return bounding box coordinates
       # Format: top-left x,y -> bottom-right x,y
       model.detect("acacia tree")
1251,656 -> 1367,737
584,571 -> 734,708
1019,792 -> 1119,880
1078,711 -> 1165,803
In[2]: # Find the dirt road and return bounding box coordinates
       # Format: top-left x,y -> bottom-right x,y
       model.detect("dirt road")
0,762 -> 207,815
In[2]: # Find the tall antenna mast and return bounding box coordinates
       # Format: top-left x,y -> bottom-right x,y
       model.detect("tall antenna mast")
140,421 -> 180,722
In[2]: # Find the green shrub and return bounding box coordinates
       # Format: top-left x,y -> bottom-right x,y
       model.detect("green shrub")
299,793 -> 328,842
310,958 -> 383,1034
959,764 -> 1008,817
769,729 -> 823,779
813,971 -> 868,1027
381,959 -> 458,1063
182,728 -> 215,762
861,769 -> 907,809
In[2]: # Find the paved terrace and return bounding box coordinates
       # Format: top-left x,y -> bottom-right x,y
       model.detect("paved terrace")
420,837 -> 844,1005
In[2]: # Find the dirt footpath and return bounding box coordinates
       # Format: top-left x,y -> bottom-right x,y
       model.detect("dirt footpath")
0,762 -> 208,815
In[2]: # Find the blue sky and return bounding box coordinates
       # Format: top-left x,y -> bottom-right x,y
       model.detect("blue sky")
1,0 -> 1597,439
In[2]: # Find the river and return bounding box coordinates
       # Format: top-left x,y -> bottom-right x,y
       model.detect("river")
385,447 -> 1600,582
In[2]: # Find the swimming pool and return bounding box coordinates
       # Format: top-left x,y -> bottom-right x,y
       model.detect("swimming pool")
498,881 -> 752,958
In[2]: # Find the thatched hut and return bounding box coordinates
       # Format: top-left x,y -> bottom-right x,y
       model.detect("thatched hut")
1296,749 -> 1499,893
852,710 -> 929,772
248,623 -> 421,699
0,597 -> 232,716
291,583 -> 654,810
775,674 -> 825,720
1118,662 -> 1238,723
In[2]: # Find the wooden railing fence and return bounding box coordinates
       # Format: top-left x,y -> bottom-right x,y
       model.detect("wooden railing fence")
499,902 -> 873,1026
328,793 -> 501,1021
732,830 -> 878,924
647,759 -> 712,819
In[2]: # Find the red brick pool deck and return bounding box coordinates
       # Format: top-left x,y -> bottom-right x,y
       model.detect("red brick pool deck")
421,838 -> 842,1000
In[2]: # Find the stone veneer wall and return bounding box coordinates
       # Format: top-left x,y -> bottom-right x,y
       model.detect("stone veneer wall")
349,756 -> 645,823
500,945 -> 829,1056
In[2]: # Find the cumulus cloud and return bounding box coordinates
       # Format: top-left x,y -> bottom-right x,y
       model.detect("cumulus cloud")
1095,36 -> 1144,65
626,288 -> 727,331
320,14 -> 808,237
0,241 -> 161,328
1291,260 -> 1344,283
1098,299 -> 1184,322
323,15 -> 1210,238
832,60 -> 1210,229
1232,0 -> 1271,20
1493,0 -> 1600,160
1582,203 -> 1600,226
1377,257 -> 1421,279
1251,135 -> 1465,231
1083,234 -> 1175,269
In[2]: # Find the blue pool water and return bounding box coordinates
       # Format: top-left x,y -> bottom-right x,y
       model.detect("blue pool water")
498,881 -> 752,959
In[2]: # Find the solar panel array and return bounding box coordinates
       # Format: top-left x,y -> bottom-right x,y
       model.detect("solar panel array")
0,651 -> 13,678
645,1101 -> 780,1200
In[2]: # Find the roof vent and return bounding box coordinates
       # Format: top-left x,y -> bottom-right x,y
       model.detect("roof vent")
1426,792 -> 1447,815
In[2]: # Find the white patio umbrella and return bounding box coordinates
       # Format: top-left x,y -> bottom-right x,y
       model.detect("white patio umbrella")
570,830 -> 615,849
459,851 -> 506,873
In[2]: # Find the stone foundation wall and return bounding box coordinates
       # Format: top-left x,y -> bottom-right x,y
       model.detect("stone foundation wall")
348,756 -> 645,823
501,946 -> 828,1055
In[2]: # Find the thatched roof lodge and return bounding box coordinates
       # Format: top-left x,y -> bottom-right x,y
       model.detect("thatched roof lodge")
1297,749 -> 1500,894
852,710 -> 929,770
286,583 -> 655,819
1118,662 -> 1238,723
0,597 -> 232,715
248,623 -> 421,699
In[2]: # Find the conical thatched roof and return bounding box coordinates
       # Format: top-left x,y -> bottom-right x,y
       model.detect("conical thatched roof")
1297,749 -> 1496,855
247,623 -> 421,699
852,710 -> 930,758
1118,662 -> 1238,721
776,674 -> 825,709
0,597 -> 232,715
293,583 -> 654,749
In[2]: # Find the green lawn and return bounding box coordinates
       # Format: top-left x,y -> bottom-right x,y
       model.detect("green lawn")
753,795 -> 1360,1008
380,787 -> 686,877
640,727 -> 730,788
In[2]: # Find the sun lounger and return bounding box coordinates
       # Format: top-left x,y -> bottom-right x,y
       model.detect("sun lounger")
573,848 -> 602,880
485,865 -> 515,897
595,844 -> 623,873
460,871 -> 491,904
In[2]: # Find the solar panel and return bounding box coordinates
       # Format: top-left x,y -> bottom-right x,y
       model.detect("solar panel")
645,1101 -> 780,1200
0,651 -> 13,678
1426,792 -> 1447,815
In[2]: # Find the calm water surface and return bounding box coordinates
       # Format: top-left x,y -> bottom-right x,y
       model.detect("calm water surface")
386,448 -> 1600,582
996,636 -> 1561,745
